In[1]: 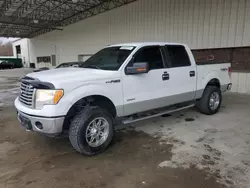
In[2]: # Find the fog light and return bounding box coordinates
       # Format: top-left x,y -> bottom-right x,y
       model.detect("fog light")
227,83 -> 232,90
35,121 -> 43,129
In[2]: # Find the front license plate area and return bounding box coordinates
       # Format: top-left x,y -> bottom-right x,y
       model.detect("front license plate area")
18,113 -> 32,131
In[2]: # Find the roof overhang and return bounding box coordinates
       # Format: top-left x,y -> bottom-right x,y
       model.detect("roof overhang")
0,0 -> 137,38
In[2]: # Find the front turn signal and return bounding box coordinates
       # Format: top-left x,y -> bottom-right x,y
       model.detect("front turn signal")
54,90 -> 64,104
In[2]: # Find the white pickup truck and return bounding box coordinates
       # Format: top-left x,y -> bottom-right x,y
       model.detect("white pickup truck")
15,42 -> 232,155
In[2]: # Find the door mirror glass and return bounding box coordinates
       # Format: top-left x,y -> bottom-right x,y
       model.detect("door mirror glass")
126,62 -> 149,75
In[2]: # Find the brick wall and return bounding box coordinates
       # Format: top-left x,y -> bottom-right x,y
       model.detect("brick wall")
192,47 -> 250,73
0,42 -> 13,56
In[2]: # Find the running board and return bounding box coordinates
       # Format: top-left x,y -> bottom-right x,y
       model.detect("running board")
122,104 -> 195,124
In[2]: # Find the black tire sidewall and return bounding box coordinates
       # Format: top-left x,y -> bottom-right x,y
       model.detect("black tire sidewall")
206,87 -> 222,114
76,108 -> 113,155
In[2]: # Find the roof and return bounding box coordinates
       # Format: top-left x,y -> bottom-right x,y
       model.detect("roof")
110,42 -> 186,47
0,0 -> 137,38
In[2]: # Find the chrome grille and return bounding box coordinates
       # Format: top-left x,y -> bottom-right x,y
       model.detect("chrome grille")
19,82 -> 34,107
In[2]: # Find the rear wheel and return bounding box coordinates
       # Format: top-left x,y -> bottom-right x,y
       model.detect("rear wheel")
69,106 -> 114,156
196,86 -> 222,115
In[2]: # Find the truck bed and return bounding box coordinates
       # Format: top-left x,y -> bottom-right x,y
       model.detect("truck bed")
196,62 -> 231,94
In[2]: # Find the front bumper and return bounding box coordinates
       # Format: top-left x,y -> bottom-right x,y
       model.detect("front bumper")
16,110 -> 65,135
15,97 -> 65,135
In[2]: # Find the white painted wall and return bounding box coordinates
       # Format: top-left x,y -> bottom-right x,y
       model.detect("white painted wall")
231,72 -> 250,94
28,39 -> 56,68
31,0 -> 250,56
12,38 -> 30,68
15,0 -> 250,93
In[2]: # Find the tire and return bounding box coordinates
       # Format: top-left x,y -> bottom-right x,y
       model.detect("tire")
196,86 -> 222,115
69,106 -> 114,156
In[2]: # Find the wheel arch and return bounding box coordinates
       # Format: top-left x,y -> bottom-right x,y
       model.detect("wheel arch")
63,95 -> 117,131
200,70 -> 222,90
206,78 -> 221,89
197,77 -> 221,99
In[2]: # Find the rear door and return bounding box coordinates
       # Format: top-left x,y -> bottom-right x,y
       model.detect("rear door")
163,45 -> 196,103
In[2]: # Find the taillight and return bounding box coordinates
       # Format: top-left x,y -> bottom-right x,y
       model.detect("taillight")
228,67 -> 232,78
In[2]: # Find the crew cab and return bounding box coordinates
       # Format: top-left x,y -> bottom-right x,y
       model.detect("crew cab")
15,42 -> 232,156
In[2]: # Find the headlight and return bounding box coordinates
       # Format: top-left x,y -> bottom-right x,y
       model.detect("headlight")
35,89 -> 64,109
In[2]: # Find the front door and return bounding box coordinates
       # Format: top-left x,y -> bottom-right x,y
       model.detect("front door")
122,46 -> 170,116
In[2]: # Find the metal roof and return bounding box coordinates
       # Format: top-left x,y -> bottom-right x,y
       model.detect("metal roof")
0,0 -> 137,38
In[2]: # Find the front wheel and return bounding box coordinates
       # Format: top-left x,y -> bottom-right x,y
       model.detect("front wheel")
196,86 -> 222,115
69,106 -> 114,156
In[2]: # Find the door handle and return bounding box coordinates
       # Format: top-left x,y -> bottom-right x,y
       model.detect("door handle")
190,71 -> 195,77
162,72 -> 169,81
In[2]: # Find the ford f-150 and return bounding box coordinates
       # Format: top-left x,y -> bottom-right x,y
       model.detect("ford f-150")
15,42 -> 232,155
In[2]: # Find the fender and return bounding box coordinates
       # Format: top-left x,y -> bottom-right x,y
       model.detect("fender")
61,83 -> 124,117
196,71 -> 222,99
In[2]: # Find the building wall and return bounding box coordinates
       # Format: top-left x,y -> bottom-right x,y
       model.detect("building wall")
0,43 -> 13,56
21,0 -> 250,93
231,72 -> 250,94
12,39 -> 30,68
32,0 -> 250,52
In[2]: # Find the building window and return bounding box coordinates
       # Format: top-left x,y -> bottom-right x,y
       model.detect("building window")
16,45 -> 21,56
51,54 -> 56,66
78,54 -> 92,62
16,45 -> 21,54
37,56 -> 51,63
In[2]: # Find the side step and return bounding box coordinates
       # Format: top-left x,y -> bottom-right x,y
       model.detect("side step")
122,104 -> 195,124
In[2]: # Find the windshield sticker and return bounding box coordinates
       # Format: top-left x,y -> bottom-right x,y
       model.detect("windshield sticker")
120,46 -> 134,50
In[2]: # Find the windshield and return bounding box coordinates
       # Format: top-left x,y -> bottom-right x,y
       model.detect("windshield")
80,46 -> 135,71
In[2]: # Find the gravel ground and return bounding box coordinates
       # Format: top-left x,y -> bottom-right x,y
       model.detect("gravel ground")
0,68 -> 249,188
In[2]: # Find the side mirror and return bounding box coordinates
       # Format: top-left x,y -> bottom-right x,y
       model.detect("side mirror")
126,62 -> 149,75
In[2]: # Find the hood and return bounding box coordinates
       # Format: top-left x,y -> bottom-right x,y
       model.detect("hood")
27,68 -> 117,86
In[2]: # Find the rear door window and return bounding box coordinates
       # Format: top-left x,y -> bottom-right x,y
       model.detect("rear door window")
165,45 -> 191,68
